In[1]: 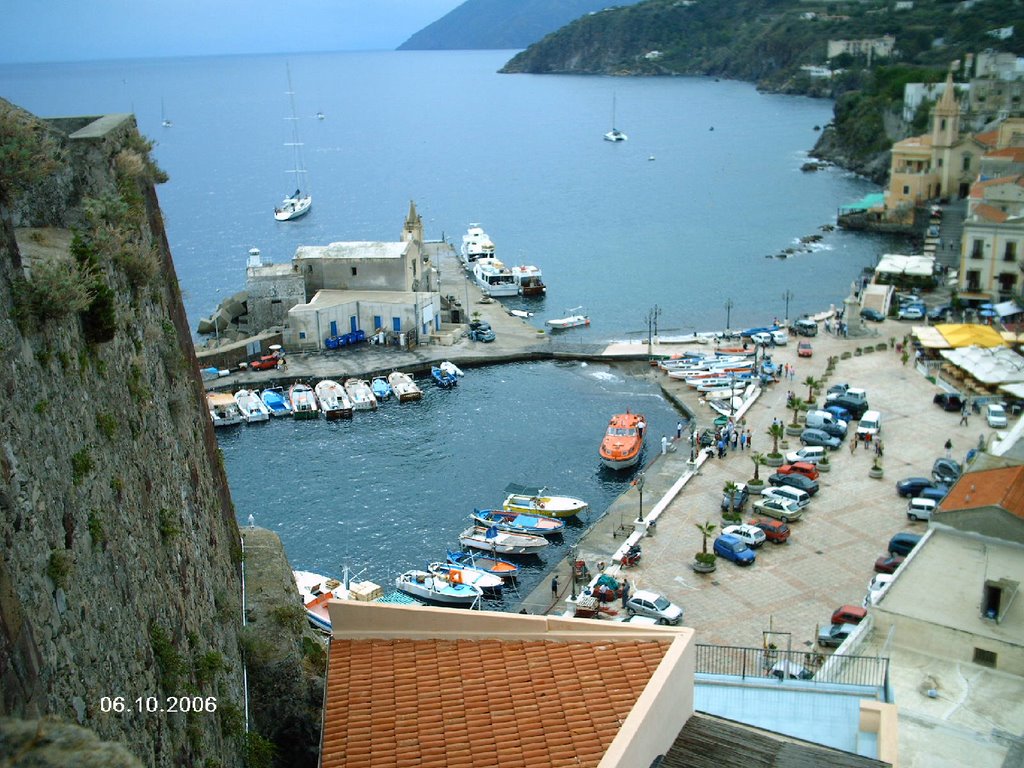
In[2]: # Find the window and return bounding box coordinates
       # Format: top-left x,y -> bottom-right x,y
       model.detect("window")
351,267 -> 357,277
299,331 -> 306,339
937,158 -> 944,168
971,240 -> 984,259
373,315 -> 382,330
962,154 -> 972,172
967,270 -> 981,291
902,185 -> 910,195
1005,242 -> 1017,262
973,648 -> 997,668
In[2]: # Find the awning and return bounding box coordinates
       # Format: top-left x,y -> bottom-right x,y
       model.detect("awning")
939,345 -> 1024,385
996,300 -> 1023,318
933,323 -> 1008,349
914,326 -> 949,348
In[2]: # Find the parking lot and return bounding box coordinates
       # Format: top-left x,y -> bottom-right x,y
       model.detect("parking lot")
596,319 -> 995,651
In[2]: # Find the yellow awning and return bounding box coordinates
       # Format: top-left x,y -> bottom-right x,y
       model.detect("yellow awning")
934,323 -> 1008,349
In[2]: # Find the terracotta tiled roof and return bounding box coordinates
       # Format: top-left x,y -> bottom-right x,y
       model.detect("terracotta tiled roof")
973,203 -> 1010,223
322,637 -> 671,768
986,147 -> 1024,162
939,465 -> 1024,517
975,128 -> 1000,148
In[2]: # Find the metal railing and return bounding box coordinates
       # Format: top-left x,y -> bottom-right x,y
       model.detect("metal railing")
695,643 -> 890,694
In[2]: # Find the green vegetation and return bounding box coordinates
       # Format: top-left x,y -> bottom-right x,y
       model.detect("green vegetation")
270,603 -> 307,633
150,623 -> 187,691
0,103 -> 61,205
33,399 -> 48,415
96,411 -> 118,439
71,447 -> 93,485
193,650 -> 228,686
243,733 -> 276,768
87,509 -> 106,546
158,507 -> 181,540
46,550 -> 73,590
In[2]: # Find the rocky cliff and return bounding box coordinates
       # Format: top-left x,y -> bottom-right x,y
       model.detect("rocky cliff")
0,100 -> 317,767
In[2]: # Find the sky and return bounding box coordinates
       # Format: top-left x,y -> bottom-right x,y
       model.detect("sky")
0,0 -> 465,64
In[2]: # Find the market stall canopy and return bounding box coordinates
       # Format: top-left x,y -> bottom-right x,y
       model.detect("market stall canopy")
996,300 -> 1024,318
875,254 -> 935,278
914,326 -> 949,349
939,345 -> 1024,385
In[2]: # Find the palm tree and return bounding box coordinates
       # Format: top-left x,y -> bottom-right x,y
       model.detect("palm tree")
695,520 -> 717,555
803,375 -> 820,403
723,481 -> 741,519
789,396 -> 807,427
750,451 -> 766,482
766,422 -> 784,456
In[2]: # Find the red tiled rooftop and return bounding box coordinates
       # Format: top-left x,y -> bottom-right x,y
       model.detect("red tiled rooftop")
940,465 -> 1024,517
973,203 -> 1010,223
975,128 -> 999,149
321,637 -> 671,768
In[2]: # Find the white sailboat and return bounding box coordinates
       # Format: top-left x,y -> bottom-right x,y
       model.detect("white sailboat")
161,98 -> 172,128
604,93 -> 627,142
274,64 -> 312,222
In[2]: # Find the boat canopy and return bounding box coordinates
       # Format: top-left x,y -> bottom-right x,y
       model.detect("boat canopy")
504,482 -> 546,497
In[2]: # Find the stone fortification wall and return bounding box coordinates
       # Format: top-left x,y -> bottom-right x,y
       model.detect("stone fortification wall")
0,102 -> 254,767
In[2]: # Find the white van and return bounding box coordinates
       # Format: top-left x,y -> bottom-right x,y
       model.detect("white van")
761,486 -> 810,509
907,497 -> 936,521
805,410 -> 846,431
857,410 -> 881,440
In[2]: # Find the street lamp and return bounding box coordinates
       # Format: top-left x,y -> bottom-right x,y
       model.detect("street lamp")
635,472 -> 646,522
570,544 -> 578,600
724,298 -> 734,334
689,422 -> 697,462
782,290 -> 794,326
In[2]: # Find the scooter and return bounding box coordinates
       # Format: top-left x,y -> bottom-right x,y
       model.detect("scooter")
621,544 -> 642,568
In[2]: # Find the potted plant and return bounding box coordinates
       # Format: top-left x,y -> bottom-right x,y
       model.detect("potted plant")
693,520 -> 717,573
869,455 -> 884,479
803,376 -> 820,404
785,397 -> 806,436
765,423 -> 785,466
722,481 -> 742,523
818,450 -> 831,472
747,452 -> 767,492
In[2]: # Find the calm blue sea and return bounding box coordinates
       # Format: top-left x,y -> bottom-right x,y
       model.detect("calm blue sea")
0,51 -> 905,599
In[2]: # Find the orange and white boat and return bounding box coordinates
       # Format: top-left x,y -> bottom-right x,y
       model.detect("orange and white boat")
599,411 -> 646,470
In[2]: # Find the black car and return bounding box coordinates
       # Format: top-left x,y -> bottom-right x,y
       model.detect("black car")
767,472 -> 820,496
934,392 -> 965,411
895,477 -> 935,497
932,458 -> 962,484
829,395 -> 869,420
889,532 -> 923,557
721,484 -> 749,513
861,308 -> 885,322
818,420 -> 848,439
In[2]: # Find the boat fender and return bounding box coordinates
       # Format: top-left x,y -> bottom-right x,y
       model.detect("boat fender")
449,570 -> 462,584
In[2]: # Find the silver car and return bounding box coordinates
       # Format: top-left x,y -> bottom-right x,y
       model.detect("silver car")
625,589 -> 684,625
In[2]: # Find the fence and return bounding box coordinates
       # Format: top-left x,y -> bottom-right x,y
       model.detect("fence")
695,643 -> 890,695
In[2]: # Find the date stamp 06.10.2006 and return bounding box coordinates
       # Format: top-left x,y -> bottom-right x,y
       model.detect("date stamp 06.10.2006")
99,696 -> 217,715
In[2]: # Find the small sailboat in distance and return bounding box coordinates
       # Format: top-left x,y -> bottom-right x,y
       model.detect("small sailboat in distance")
274,64 -> 312,222
161,98 -> 172,128
604,93 -> 627,142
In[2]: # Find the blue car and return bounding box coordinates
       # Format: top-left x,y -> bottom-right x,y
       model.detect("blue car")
714,533 -> 756,566
824,404 -> 852,424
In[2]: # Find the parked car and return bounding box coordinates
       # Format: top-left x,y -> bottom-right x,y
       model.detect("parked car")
825,383 -> 850,400
926,224 -> 940,238
767,472 -> 820,496
895,477 -> 935,497
932,457 -> 962,484
792,318 -> 818,337
888,532 -> 922,557
785,446 -> 827,464
917,484 -> 950,503
721,483 -> 749,513
933,392 -> 965,412
760,487 -> 810,508
928,304 -> 951,322
770,329 -> 789,345
250,354 -> 282,371
721,523 -> 767,548
874,554 -> 906,574
713,533 -> 757,565
752,497 -> 803,523
824,404 -> 853,424
468,326 -> 496,342
898,305 -> 925,321
777,462 -> 820,481
830,395 -> 869,420
907,497 -> 937,521
831,605 -> 867,626
769,660 -> 813,679
987,403 -> 1008,428
865,573 -> 895,606
797,341 -> 813,357
624,590 -> 684,625
860,308 -> 885,322
818,623 -> 859,648
817,420 -> 848,439
798,429 -> 841,450
748,517 -> 791,544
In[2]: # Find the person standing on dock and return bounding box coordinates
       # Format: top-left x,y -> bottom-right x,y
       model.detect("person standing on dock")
677,420 -> 683,440
637,418 -> 646,439
551,576 -> 559,599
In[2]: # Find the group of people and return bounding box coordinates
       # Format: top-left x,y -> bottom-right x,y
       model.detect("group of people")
709,418 -> 752,458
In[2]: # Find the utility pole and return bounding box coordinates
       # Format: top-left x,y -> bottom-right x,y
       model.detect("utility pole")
782,290 -> 794,326
724,298 -> 734,333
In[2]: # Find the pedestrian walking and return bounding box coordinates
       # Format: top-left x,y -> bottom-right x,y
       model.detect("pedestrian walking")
676,420 -> 683,440
850,434 -> 857,454
877,439 -> 884,458
740,431 -> 747,450
247,513 -> 255,528
746,429 -> 752,449
945,439 -> 953,459
661,435 -> 669,455
959,406 -> 969,427
731,430 -> 739,449
551,577 -> 559,598
637,418 -> 646,438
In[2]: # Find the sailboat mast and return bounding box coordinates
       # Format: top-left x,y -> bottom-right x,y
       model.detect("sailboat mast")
284,63 -> 308,195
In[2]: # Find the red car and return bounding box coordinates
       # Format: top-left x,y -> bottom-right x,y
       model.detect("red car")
748,517 -> 790,544
777,462 -> 820,481
873,554 -> 905,574
249,354 -> 281,371
797,341 -> 813,357
831,605 -> 867,626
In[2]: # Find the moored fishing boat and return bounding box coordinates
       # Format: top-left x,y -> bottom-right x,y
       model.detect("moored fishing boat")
599,411 -> 646,470
471,509 -> 566,537
207,392 -> 245,428
294,570 -> 345,633
458,525 -> 549,555
260,386 -> 292,417
395,569 -> 483,606
387,371 -> 423,402
447,550 -> 520,580
234,388 -> 270,423
472,258 -> 518,297
502,483 -> 589,519
289,383 -> 319,419
431,365 -> 458,389
370,376 -> 392,401
510,264 -> 546,297
315,379 -> 354,420
427,562 -> 504,593
460,223 -> 495,265
439,360 -> 464,379
344,378 -> 378,410
545,307 -> 590,330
